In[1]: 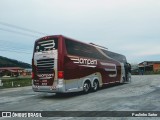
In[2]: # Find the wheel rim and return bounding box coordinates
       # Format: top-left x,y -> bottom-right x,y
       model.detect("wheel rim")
93,81 -> 98,90
84,83 -> 89,92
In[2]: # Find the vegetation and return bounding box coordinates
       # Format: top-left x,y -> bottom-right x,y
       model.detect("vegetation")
144,71 -> 160,75
0,56 -> 31,68
0,77 -> 32,88
132,70 -> 160,75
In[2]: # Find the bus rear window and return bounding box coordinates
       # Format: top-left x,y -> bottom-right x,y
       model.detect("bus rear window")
35,38 -> 58,52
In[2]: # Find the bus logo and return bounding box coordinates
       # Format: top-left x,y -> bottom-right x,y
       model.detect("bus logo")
70,57 -> 97,67
37,74 -> 54,79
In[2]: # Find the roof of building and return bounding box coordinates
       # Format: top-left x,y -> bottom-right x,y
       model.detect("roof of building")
7,69 -> 18,73
139,61 -> 160,64
138,61 -> 160,67
0,67 -> 24,70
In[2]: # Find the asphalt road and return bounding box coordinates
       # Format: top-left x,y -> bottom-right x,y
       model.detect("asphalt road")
0,75 -> 160,120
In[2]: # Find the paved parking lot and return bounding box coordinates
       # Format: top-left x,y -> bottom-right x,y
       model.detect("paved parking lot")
0,75 -> 160,120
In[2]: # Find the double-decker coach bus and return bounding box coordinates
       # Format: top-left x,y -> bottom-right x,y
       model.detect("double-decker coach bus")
32,35 -> 131,93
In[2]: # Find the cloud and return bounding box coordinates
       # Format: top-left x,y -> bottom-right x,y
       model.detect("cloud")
134,50 -> 160,57
0,0 -> 160,63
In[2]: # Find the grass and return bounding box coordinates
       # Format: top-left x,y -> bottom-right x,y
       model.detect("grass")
0,77 -> 32,89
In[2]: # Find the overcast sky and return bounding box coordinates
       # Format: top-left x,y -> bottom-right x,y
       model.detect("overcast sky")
0,0 -> 160,64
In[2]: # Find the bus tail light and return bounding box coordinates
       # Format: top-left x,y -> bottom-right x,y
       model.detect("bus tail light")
32,72 -> 34,79
58,71 -> 64,79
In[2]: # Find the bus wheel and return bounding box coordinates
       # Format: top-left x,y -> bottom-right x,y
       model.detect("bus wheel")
92,80 -> 99,92
83,81 -> 90,93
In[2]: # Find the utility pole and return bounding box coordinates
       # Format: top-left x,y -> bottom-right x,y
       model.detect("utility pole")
143,62 -> 147,74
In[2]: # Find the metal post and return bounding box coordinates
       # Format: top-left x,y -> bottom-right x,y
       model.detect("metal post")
0,79 -> 3,86
143,62 -> 147,75
12,81 -> 14,87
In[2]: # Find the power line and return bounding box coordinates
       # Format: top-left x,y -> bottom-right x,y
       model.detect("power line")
0,42 -> 33,49
0,46 -> 32,52
0,42 -> 33,53
0,21 -> 48,35
0,39 -> 34,47
0,27 -> 39,38
0,39 -> 34,55
0,49 -> 32,54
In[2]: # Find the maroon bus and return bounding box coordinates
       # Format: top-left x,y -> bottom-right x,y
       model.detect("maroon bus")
32,35 -> 131,93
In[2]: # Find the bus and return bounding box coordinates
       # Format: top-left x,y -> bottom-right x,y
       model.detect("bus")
32,35 -> 131,93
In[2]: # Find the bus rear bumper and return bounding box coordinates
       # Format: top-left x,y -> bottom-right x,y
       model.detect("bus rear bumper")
32,84 -> 66,93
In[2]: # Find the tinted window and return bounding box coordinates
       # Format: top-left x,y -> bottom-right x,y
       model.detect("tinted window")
102,49 -> 126,63
65,39 -> 106,60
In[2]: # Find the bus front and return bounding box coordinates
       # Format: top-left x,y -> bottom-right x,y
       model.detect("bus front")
32,36 -> 65,93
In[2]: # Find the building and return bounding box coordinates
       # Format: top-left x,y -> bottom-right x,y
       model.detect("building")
0,67 -> 31,77
23,68 -> 32,76
138,61 -> 160,73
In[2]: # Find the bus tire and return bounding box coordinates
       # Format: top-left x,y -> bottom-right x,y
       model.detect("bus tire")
92,80 -> 99,92
83,81 -> 91,93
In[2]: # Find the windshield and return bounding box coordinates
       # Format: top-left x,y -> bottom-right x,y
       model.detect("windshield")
35,38 -> 58,52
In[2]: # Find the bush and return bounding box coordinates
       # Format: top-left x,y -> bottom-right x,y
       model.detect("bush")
144,71 -> 160,75
0,77 -> 32,88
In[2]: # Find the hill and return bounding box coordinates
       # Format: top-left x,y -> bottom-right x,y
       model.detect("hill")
0,56 -> 31,68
